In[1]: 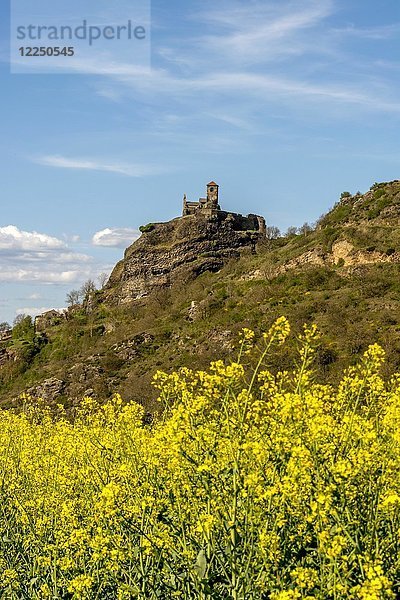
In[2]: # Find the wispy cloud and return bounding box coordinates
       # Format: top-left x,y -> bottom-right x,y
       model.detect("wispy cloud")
34,155 -> 169,177
112,68 -> 400,113
206,111 -> 256,131
47,56 -> 400,115
197,0 -> 334,64
198,0 -> 333,29
333,23 -> 400,40
53,1 -> 399,119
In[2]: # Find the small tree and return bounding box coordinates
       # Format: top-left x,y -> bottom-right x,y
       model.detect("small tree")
66,290 -> 81,307
299,222 -> 313,236
340,191 -> 352,200
0,322 -> 10,332
80,279 -> 97,300
12,314 -> 34,341
285,226 -> 298,237
265,226 -> 281,240
314,214 -> 326,229
139,223 -> 155,234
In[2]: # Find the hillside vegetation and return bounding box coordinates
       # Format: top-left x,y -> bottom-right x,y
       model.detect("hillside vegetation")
1,180 -> 400,410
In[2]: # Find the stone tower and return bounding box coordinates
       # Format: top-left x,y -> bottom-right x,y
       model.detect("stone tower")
206,182 -> 220,210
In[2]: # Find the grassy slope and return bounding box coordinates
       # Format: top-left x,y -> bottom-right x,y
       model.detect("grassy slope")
2,180 -> 400,411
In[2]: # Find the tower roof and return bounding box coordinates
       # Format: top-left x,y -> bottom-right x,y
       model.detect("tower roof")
207,181 -> 218,187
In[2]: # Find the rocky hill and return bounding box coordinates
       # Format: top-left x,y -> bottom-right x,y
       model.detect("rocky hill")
105,210 -> 265,305
2,179 -> 400,412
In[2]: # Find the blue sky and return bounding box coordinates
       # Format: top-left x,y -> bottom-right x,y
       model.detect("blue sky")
0,0 -> 400,324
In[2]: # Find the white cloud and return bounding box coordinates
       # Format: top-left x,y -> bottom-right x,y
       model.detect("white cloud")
54,252 -> 92,264
0,268 -> 88,284
92,227 -> 141,248
34,155 -> 169,177
0,225 -> 94,284
0,225 -> 65,251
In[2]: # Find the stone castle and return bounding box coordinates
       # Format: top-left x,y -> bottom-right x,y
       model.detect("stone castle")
182,181 -> 266,235
183,181 -> 221,216
105,180 -> 267,304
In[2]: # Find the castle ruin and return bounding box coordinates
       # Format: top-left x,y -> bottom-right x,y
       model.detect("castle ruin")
183,181 -> 221,217
182,181 -> 266,236
105,179 -> 267,304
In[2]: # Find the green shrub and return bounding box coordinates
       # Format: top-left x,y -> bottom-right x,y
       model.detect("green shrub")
139,223 -> 156,233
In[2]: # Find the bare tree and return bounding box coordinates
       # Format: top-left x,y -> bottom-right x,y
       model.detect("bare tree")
98,272 -> 109,289
66,290 -> 81,307
299,222 -> 313,236
265,226 -> 281,240
314,214 -> 326,229
285,226 -> 298,237
80,279 -> 97,299
13,313 -> 28,326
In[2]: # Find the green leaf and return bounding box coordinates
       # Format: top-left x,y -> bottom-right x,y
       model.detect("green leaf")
195,548 -> 207,579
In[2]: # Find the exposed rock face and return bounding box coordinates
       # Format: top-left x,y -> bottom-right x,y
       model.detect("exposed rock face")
279,239 -> 400,274
112,333 -> 155,361
330,240 -> 397,267
25,377 -> 65,402
69,360 -> 103,383
0,346 -> 19,365
105,212 -> 265,304
67,358 -> 104,400
0,348 -> 8,366
0,330 -> 12,342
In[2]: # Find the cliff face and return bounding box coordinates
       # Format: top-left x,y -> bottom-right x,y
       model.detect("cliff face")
105,211 -> 265,304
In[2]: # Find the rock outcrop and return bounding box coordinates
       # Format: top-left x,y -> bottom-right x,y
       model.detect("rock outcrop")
105,210 -> 265,304
25,377 -> 65,402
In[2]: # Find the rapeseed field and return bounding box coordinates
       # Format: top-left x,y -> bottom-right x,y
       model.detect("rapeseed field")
0,317 -> 399,599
